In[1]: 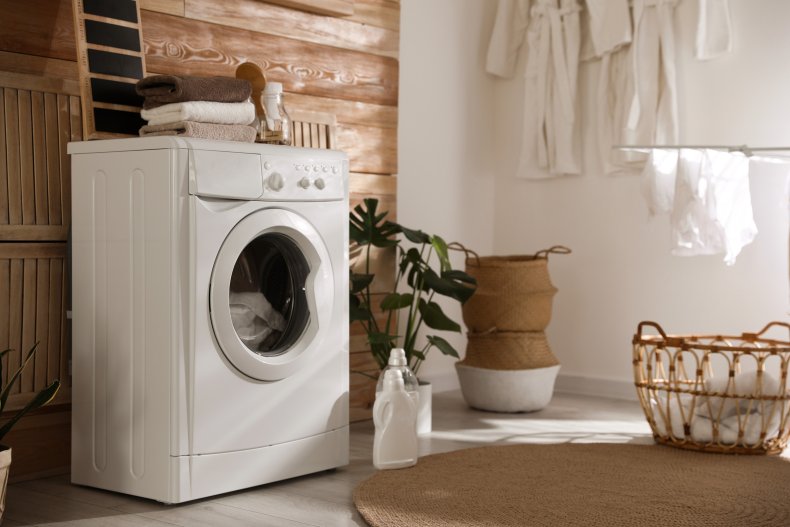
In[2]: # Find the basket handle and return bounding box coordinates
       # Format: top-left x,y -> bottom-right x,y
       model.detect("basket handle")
743,321 -> 790,341
635,321 -> 668,340
534,245 -> 572,259
447,242 -> 480,266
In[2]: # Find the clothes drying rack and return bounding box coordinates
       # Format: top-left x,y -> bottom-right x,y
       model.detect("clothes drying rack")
613,144 -> 790,158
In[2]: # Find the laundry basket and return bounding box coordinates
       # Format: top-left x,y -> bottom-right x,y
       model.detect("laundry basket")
633,321 -> 790,455
459,246 -> 570,332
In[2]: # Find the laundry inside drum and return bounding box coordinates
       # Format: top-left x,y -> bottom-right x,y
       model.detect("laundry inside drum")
228,233 -> 310,356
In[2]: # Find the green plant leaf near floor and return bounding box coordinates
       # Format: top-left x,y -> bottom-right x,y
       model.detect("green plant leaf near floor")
0,343 -> 60,444
350,198 -> 477,375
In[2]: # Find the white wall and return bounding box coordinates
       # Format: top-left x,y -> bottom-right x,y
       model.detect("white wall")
492,0 -> 790,397
398,0 -> 498,390
399,1 -> 789,397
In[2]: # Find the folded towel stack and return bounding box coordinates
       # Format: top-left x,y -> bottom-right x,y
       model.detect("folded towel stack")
135,75 -> 257,142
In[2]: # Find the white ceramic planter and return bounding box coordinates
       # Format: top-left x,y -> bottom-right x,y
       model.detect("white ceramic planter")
0,446 -> 11,521
417,381 -> 432,435
455,364 -> 560,413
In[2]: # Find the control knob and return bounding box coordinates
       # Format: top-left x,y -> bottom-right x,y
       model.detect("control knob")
298,177 -> 311,189
314,178 -> 326,190
267,172 -> 284,191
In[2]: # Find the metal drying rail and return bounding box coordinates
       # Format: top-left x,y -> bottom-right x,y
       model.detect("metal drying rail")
613,144 -> 790,157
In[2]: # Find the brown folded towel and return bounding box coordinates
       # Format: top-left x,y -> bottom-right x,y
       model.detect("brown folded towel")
139,121 -> 257,142
136,75 -> 252,109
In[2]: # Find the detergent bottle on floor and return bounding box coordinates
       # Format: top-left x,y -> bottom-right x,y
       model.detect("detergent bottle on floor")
373,369 -> 418,470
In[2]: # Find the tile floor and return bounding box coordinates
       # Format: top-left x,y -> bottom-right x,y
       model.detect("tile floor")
5,391 -> 657,527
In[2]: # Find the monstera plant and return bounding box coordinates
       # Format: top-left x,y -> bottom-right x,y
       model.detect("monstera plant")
349,198 -> 477,375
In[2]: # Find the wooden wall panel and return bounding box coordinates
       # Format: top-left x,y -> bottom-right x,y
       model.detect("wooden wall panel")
0,74 -> 79,241
184,0 -> 399,58
140,10 -> 398,107
0,243 -> 70,411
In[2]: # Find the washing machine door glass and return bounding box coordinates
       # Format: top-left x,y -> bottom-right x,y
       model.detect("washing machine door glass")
229,233 -> 309,355
210,208 -> 333,381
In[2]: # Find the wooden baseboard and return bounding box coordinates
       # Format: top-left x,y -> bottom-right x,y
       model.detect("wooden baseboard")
1,404 -> 70,483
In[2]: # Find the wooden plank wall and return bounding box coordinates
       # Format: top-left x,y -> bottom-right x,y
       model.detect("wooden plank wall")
0,0 -> 400,476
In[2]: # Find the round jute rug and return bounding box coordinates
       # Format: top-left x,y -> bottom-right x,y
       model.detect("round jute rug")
353,443 -> 790,527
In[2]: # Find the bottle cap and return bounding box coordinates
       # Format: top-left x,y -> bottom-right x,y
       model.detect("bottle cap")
388,348 -> 407,366
263,82 -> 283,95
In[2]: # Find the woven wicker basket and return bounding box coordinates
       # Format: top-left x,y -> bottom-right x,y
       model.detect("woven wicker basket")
459,246 -> 570,332
461,330 -> 559,370
633,321 -> 790,455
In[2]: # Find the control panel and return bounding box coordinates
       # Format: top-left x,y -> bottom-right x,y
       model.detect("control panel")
259,155 -> 346,201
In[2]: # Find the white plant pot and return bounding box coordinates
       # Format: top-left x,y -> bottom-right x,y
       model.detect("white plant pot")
455,364 -> 560,413
0,446 -> 10,520
417,381 -> 432,435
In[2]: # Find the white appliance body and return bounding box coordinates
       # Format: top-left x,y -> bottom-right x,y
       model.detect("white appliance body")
69,137 -> 349,503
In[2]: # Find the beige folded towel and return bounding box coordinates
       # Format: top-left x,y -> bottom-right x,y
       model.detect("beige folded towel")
141,101 -> 255,126
136,75 -> 252,109
139,121 -> 257,142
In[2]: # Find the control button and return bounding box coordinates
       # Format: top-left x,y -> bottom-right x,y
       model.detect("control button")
313,166 -> 319,172
267,172 -> 284,191
263,161 -> 272,170
314,178 -> 326,190
299,177 -> 311,189
322,166 -> 329,173
332,166 -> 338,174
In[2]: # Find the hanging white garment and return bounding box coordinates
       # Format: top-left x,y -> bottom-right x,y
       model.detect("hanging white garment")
696,0 -> 733,60
670,149 -> 757,265
582,0 -> 633,175
623,0 -> 680,153
641,149 -> 679,215
486,0 -> 583,178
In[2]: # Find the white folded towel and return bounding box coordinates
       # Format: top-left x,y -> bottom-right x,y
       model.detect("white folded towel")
651,392 -> 694,439
141,100 -> 256,126
692,370 -> 783,446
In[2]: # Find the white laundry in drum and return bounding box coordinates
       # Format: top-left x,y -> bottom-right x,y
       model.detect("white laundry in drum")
230,291 -> 287,350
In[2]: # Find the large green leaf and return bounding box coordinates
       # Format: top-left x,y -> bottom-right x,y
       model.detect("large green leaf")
350,272 -> 374,294
349,198 -> 400,248
400,226 -> 431,244
442,269 -> 477,286
418,300 -> 461,332
0,380 -> 60,442
427,335 -> 460,358
431,235 -> 451,272
422,268 -> 475,303
380,293 -> 414,311
349,294 -> 372,323
368,331 -> 397,346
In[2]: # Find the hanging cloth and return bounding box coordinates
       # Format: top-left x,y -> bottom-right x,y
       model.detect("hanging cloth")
624,0 -> 680,152
486,0 -> 583,178
696,0 -> 733,60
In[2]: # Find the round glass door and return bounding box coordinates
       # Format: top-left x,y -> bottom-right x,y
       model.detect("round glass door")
210,209 -> 333,381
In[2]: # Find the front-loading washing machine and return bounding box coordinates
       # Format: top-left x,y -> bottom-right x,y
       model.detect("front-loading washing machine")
69,137 -> 349,503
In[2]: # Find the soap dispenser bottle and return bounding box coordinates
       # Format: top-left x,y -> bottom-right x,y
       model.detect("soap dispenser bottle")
376,348 -> 419,409
373,369 -> 418,470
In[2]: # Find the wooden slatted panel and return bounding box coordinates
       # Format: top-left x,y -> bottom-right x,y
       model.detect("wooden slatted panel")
0,243 -> 69,412
0,73 -> 79,241
290,108 -> 336,150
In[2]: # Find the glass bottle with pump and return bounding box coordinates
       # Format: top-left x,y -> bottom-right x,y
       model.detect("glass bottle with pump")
260,82 -> 292,145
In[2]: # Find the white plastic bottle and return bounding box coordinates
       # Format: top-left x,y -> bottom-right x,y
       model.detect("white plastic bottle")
373,369 -> 418,470
376,348 -> 419,409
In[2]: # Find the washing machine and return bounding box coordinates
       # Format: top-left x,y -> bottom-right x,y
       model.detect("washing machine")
69,137 -> 349,503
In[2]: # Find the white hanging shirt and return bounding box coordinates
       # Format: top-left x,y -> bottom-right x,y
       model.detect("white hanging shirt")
696,0 -> 733,60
